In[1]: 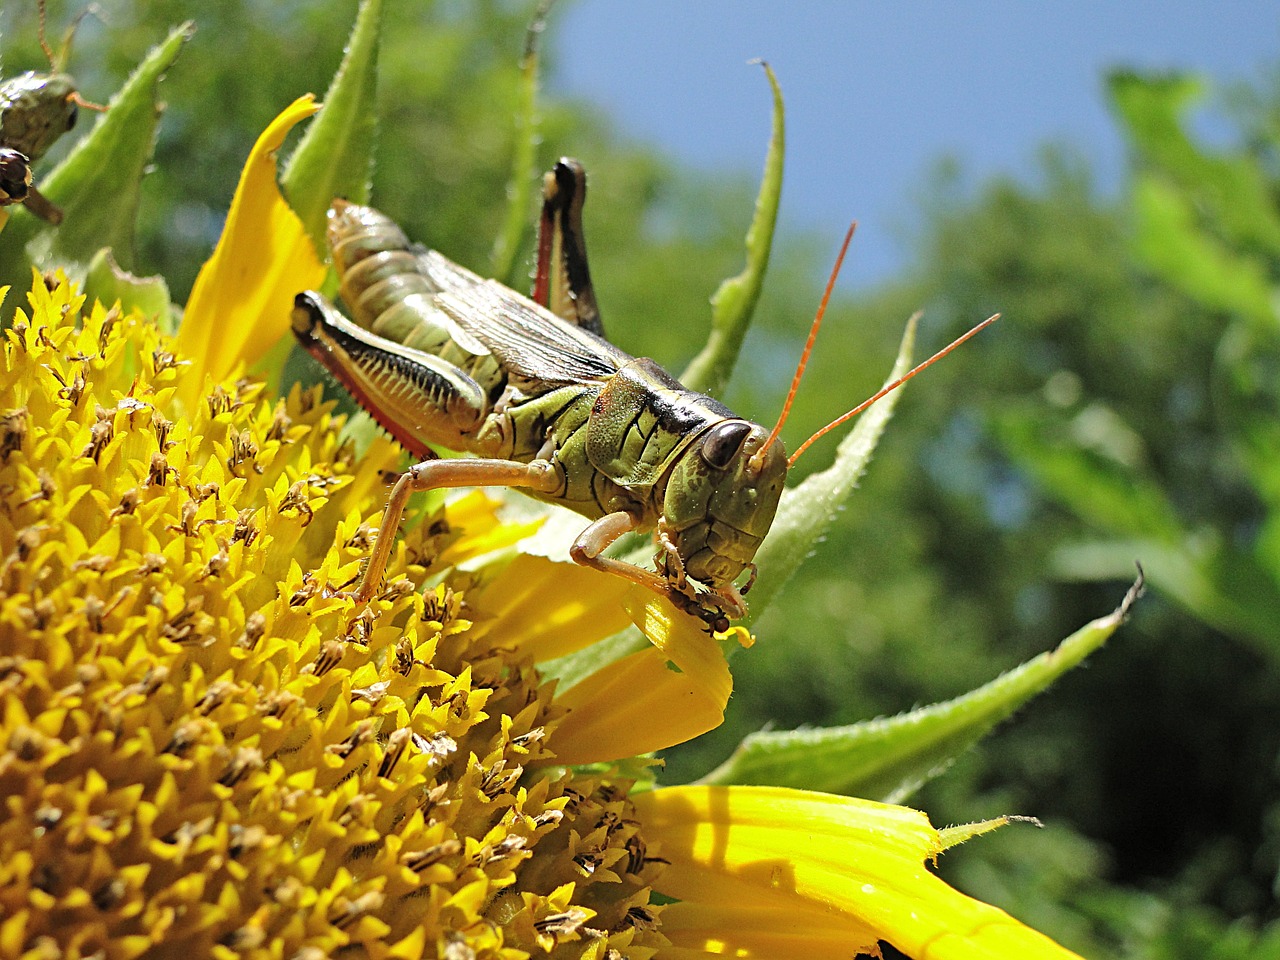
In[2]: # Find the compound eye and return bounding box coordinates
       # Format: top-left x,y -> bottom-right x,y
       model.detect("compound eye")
700,421 -> 752,470
65,101 -> 78,131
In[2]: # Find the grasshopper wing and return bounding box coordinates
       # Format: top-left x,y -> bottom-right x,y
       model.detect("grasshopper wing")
437,279 -> 629,389
418,248 -> 487,296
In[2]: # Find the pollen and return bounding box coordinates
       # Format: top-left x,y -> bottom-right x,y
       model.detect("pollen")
0,279 -> 665,959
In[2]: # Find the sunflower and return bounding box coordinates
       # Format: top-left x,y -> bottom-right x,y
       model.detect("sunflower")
0,87 -> 1102,959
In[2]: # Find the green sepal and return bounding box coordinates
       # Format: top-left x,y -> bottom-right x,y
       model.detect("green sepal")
281,0 -> 383,255
699,574 -> 1144,801
743,312 -> 917,622
680,62 -> 784,397
939,817 -> 1038,852
488,0 -> 552,287
0,23 -> 193,296
84,248 -> 173,334
1053,538 -> 1280,665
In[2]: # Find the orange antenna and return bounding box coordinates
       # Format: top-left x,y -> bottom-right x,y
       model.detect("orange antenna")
752,220 -> 856,469
68,90 -> 107,113
38,0 -> 56,66
787,312 -> 1000,467
39,0 -> 106,79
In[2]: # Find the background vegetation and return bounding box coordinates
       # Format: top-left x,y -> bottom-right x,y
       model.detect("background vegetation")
3,2 -> 1277,957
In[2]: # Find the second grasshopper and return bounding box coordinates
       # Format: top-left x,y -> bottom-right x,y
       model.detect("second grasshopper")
0,0 -> 103,223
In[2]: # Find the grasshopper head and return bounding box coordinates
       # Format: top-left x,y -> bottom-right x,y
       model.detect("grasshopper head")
660,420 -> 787,590
4,73 -> 80,160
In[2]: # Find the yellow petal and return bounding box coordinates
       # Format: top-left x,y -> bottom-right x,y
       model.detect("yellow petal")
653,898 -> 881,960
550,591 -> 731,765
633,786 -> 1083,960
469,555 -> 634,662
625,591 -> 733,712
177,95 -> 327,405
434,497 -> 544,569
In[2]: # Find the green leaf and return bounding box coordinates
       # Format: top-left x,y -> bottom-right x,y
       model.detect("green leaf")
282,0 -> 383,253
84,248 -> 173,334
996,401 -> 1185,542
680,62 -> 784,397
743,312 -> 916,621
699,574 -> 1144,801
1131,174 -> 1275,330
1238,420 -> 1280,570
488,0 -> 552,287
0,23 -> 193,295
1109,70 -> 1203,150
1110,70 -> 1280,258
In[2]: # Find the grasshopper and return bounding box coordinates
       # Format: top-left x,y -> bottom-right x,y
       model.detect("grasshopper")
0,0 -> 104,223
293,160 -> 995,629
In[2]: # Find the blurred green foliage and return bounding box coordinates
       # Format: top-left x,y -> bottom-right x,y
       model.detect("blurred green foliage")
4,2 -> 1277,957
894,71 -> 1280,957
979,69 -> 1280,955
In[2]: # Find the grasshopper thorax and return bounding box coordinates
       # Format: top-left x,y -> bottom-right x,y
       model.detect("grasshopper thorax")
659,419 -> 786,591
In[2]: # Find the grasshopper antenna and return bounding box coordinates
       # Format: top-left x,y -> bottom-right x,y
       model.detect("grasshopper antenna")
68,89 -> 108,114
787,312 -> 1001,467
37,0 -> 107,112
38,0 -> 56,66
752,220 -> 857,470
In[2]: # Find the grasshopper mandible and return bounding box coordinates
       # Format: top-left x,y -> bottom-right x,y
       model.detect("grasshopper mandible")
293,160 -> 995,629
0,0 -> 105,223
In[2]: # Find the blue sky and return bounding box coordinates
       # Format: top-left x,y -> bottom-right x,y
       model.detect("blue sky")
547,2 -> 1279,288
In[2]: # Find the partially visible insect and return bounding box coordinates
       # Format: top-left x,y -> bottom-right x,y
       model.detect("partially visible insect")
0,147 -> 33,209
292,160 -> 996,630
0,0 -> 106,224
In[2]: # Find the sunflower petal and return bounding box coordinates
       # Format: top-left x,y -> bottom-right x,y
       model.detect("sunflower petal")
178,96 -> 327,404
550,592 -> 732,764
469,555 -> 634,662
634,785 -> 1083,960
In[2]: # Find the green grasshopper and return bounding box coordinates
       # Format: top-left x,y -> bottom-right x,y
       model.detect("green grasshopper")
0,0 -> 104,224
293,160 -> 994,629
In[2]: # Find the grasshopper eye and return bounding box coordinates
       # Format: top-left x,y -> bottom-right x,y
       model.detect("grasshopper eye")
700,421 -> 752,470
65,101 -> 78,131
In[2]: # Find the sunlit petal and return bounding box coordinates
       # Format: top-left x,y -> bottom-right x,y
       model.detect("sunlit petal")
468,554 -> 634,662
178,95 -> 326,405
551,592 -> 732,764
635,786 -> 1083,960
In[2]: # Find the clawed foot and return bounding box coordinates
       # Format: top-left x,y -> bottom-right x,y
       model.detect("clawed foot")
668,582 -> 746,635
655,523 -> 689,593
